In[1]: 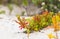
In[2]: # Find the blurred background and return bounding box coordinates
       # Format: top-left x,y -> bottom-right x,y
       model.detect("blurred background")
0,0 -> 60,16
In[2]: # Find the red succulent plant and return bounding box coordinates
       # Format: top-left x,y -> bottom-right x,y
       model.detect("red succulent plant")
15,15 -> 29,29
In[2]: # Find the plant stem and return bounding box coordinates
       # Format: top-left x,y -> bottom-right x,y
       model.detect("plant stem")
27,29 -> 30,39
27,33 -> 29,39
55,31 -> 58,39
49,38 -> 51,39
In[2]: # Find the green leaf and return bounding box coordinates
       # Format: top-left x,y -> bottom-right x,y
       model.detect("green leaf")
22,0 -> 28,6
7,4 -> 13,11
0,10 -> 5,14
32,0 -> 41,6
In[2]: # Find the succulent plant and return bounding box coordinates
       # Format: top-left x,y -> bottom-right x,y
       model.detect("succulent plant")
16,11 -> 55,33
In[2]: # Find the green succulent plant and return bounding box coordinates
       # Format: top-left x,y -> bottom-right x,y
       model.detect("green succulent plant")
16,11 -> 55,33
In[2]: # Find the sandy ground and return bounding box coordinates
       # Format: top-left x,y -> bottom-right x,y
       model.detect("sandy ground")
0,14 -> 60,39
